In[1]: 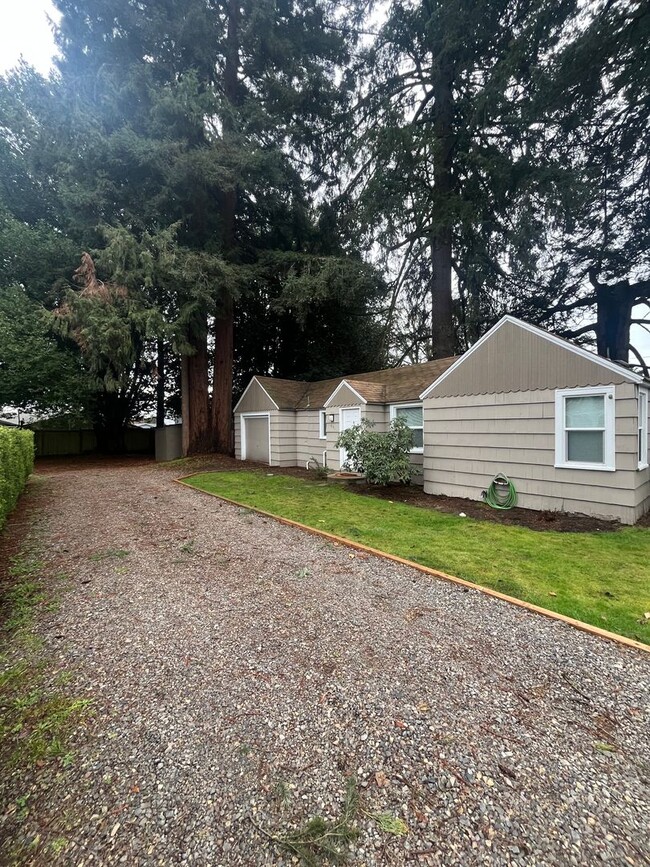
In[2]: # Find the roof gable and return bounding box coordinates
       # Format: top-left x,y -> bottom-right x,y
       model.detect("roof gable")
421,316 -> 642,400
233,377 -> 279,413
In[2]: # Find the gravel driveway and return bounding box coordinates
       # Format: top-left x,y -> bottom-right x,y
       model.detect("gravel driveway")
1,458 -> 648,866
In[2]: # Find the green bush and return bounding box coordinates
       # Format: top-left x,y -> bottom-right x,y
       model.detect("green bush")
336,417 -> 414,485
0,428 -> 35,529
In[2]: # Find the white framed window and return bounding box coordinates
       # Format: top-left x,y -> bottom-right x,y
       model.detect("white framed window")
319,410 -> 327,439
390,403 -> 423,453
638,388 -> 648,469
554,386 -> 615,471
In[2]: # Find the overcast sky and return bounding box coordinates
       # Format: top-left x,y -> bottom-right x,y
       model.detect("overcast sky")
0,1 -> 59,75
0,1 -> 648,364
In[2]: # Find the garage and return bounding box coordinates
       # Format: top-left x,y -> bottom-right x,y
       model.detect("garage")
241,413 -> 270,464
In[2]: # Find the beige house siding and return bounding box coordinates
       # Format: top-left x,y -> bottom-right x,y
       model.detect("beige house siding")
363,404 -> 387,431
269,411 -> 297,467
430,319 -> 629,398
423,385 -> 643,523
235,379 -> 277,413
234,415 -> 241,458
296,409 -> 328,468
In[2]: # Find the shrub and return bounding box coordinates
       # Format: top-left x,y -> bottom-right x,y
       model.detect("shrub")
0,428 -> 35,529
336,417 -> 413,485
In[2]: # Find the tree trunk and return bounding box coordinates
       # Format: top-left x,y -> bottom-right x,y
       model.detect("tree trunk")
210,0 -> 239,455
156,338 -> 165,428
431,229 -> 454,357
593,276 -> 635,362
213,294 -> 234,454
430,61 -> 456,359
182,328 -> 211,455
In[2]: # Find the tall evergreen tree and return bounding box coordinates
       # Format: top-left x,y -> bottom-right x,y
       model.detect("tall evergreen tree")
508,0 -> 650,367
44,0 -> 381,453
351,0 -> 578,357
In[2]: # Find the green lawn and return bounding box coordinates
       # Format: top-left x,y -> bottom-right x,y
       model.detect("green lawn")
185,471 -> 650,645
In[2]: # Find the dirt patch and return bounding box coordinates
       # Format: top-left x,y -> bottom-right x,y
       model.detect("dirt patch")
351,483 -> 621,533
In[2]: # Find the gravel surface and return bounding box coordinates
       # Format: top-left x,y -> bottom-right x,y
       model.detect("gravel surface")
1,458 -> 649,866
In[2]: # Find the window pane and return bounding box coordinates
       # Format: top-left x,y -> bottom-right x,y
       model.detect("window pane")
565,396 -> 604,428
321,412 -> 327,436
396,406 -> 423,427
411,428 -> 424,449
567,430 -> 604,463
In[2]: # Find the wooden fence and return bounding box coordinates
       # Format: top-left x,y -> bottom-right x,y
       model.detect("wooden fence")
31,428 -> 155,457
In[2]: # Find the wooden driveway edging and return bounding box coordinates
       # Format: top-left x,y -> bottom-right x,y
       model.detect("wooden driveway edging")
174,474 -> 649,655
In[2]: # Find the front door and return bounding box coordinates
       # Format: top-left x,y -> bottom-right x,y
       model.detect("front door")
339,407 -> 361,468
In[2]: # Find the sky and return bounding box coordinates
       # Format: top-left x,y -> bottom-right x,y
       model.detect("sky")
0,0 -> 59,75
0,0 -> 648,365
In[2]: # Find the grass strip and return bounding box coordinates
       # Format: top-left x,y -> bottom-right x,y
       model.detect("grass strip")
185,471 -> 650,645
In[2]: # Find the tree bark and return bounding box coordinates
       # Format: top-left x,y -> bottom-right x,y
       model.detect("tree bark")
213,294 -> 234,454
182,329 -> 211,455
430,61 -> 456,359
156,337 -> 165,428
431,229 -> 454,357
590,271 -> 641,363
210,0 -> 239,455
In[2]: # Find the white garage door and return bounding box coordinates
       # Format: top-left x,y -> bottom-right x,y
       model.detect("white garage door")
243,415 -> 270,464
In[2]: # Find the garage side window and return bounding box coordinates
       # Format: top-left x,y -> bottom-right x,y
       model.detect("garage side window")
555,387 -> 615,471
319,411 -> 328,439
390,404 -> 423,452
639,389 -> 648,469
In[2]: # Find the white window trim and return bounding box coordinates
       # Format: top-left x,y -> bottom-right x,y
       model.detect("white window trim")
554,386 -> 615,472
240,412 -> 272,465
390,403 -> 424,454
319,410 -> 327,440
638,388 -> 649,470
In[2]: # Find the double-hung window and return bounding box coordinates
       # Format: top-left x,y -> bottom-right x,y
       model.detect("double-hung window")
639,389 -> 648,469
390,404 -> 423,453
555,386 -> 615,471
319,410 -> 327,439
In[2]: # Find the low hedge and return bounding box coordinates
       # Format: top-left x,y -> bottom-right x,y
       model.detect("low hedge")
0,428 -> 35,529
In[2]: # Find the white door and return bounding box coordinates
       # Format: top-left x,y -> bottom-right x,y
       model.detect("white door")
339,407 -> 361,468
243,415 -> 270,464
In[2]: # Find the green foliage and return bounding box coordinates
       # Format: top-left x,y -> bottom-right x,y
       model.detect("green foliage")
0,284 -> 89,413
0,662 -> 91,767
254,776 -> 360,866
336,418 -> 413,485
0,428 -> 34,529
367,813 -> 409,836
186,472 -> 650,644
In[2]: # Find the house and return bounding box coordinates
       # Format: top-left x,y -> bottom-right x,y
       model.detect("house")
233,356 -> 458,483
420,316 -> 649,525
234,315 -> 650,524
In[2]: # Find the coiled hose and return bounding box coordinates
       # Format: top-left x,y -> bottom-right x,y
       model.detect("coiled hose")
485,473 -> 517,510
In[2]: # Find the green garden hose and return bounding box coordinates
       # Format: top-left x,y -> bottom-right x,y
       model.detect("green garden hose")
485,473 -> 517,510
